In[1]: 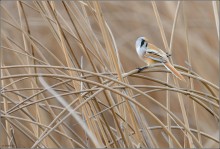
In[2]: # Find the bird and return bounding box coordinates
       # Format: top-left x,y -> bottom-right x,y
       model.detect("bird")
135,36 -> 185,81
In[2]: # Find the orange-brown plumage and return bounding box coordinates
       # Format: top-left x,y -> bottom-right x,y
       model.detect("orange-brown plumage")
164,62 -> 186,81
136,37 -> 185,81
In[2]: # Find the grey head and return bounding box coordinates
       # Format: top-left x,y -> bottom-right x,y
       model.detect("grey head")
136,37 -> 148,50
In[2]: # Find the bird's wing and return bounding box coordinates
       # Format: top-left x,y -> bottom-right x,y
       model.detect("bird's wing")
143,49 -> 167,63
143,43 -> 185,81
145,54 -> 166,63
148,44 -> 167,56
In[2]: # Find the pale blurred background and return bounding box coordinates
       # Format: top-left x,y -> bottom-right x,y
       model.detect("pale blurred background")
2,1 -> 219,83
100,1 -> 219,84
1,1 -> 219,148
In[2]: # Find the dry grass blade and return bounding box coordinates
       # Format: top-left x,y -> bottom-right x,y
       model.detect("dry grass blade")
167,1 -> 181,147
36,76 -> 102,148
151,1 -> 197,147
212,1 -> 219,39
1,1 -> 219,148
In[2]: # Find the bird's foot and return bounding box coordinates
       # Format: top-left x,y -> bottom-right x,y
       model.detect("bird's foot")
166,53 -> 172,57
137,66 -> 148,73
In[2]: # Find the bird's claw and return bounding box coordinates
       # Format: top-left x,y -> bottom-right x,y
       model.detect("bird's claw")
166,53 -> 172,57
137,66 -> 148,73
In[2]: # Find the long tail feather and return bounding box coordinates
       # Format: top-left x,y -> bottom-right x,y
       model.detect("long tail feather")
163,62 -> 185,81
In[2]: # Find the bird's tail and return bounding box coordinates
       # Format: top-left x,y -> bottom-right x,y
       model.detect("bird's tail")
163,62 -> 186,81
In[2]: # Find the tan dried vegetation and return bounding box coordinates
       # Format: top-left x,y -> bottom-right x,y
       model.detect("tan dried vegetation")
0,1 -> 219,148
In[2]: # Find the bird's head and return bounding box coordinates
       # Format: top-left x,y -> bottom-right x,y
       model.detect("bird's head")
136,37 -> 148,50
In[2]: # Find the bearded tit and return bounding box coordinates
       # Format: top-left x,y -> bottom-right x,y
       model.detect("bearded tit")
135,37 -> 185,81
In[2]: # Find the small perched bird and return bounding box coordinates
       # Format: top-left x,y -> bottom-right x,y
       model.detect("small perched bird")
135,37 -> 185,81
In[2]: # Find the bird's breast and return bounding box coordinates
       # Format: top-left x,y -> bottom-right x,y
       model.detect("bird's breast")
136,47 -> 147,59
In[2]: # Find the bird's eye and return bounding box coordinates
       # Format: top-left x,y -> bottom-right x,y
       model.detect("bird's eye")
140,39 -> 145,47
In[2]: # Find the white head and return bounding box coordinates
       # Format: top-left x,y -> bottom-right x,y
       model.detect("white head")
135,37 -> 148,57
136,37 -> 148,50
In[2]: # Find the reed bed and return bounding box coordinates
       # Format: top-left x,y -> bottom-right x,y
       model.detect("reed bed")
0,1 -> 219,148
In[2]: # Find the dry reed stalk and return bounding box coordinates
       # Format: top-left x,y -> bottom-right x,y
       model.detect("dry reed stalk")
1,1 -> 219,148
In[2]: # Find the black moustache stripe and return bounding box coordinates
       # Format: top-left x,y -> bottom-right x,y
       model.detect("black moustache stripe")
140,39 -> 145,47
